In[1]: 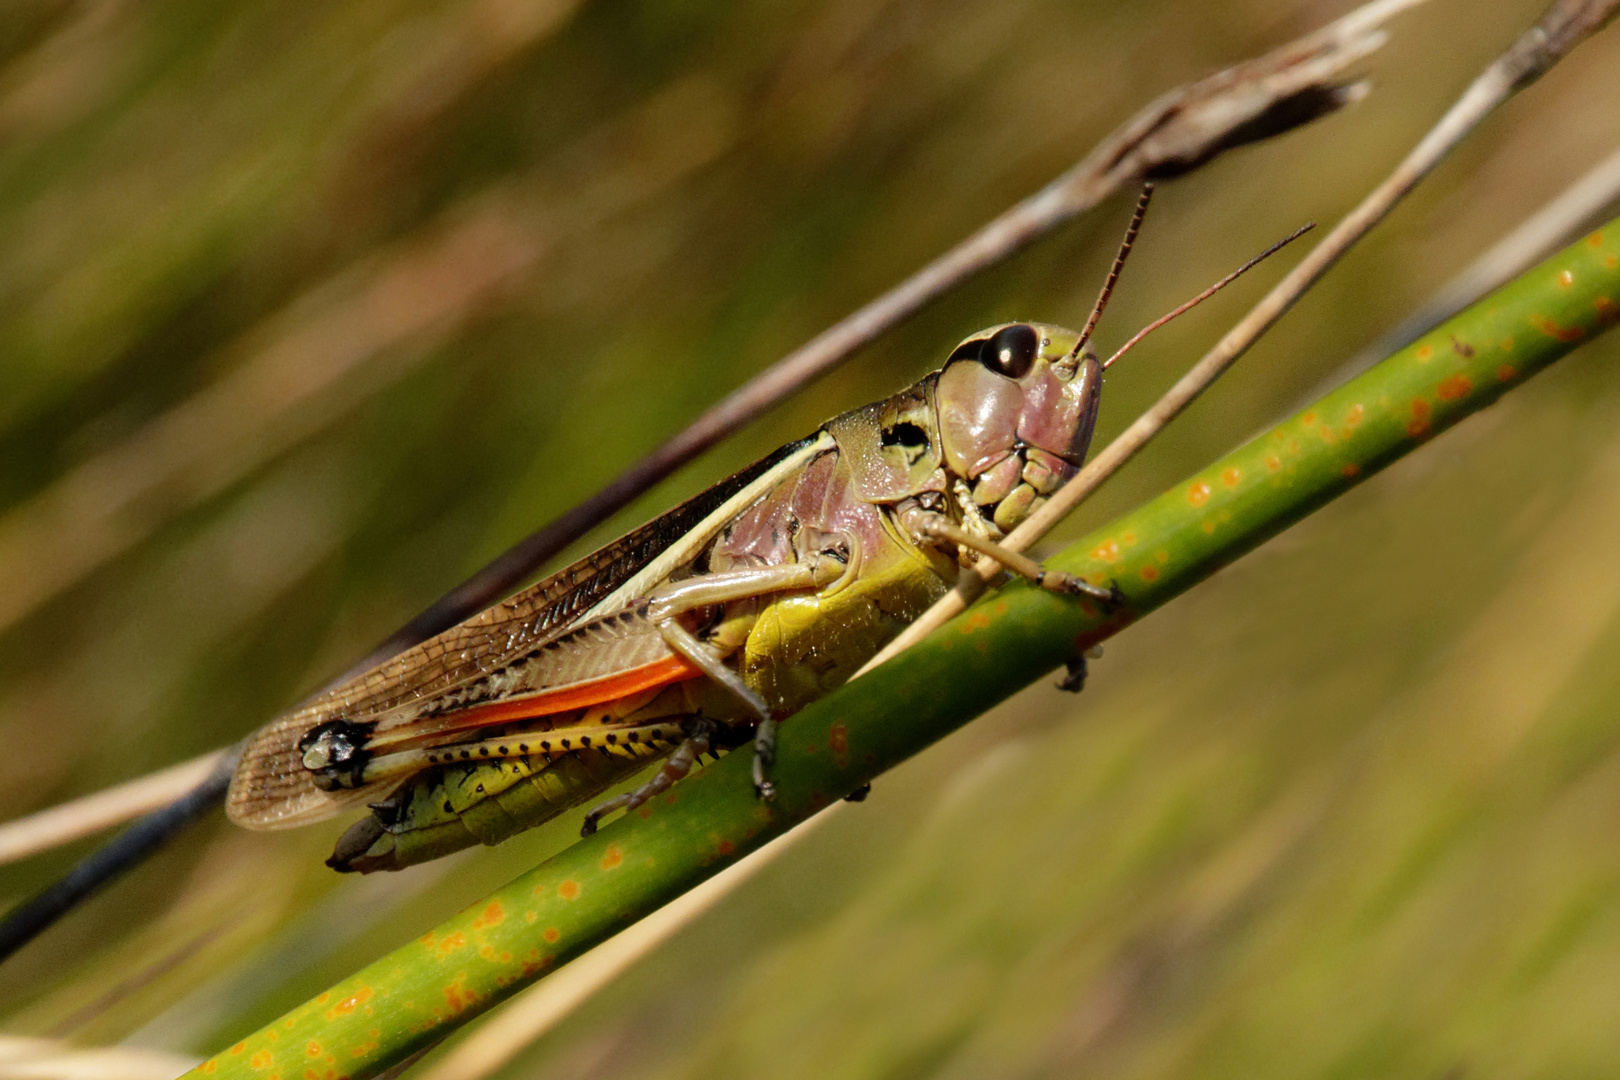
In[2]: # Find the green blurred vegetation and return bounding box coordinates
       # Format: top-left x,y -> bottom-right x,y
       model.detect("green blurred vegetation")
2,0 -> 1620,1077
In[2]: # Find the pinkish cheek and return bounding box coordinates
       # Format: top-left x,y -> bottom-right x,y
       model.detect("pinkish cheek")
1018,358 -> 1101,463
938,363 -> 1021,475
1017,399 -> 1082,456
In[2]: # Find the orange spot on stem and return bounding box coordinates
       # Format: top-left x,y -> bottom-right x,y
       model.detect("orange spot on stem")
1140,565 -> 1159,582
829,723 -> 850,768
1436,374 -> 1471,401
558,880 -> 581,901
1496,364 -> 1516,383
600,845 -> 623,871
1221,467 -> 1240,487
1408,399 -> 1431,438
1536,315 -> 1584,343
1187,481 -> 1210,506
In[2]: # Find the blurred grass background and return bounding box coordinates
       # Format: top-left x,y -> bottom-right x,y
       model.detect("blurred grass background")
3,0 -> 1620,1076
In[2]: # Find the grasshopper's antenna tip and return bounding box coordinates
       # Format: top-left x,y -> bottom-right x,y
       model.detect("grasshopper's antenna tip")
1071,183 -> 1154,359
1100,220 -> 1315,370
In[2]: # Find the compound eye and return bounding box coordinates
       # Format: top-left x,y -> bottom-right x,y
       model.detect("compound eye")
982,324 -> 1038,379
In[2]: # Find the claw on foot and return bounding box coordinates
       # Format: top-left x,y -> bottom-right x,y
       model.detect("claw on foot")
1035,568 -> 1123,608
1058,655 -> 1089,694
844,783 -> 871,803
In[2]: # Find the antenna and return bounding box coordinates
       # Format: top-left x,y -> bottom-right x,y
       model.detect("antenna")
1101,221 -> 1315,370
1071,183 -> 1154,359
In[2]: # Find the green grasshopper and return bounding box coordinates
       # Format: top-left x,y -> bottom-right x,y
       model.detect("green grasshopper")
228,193 -> 1289,872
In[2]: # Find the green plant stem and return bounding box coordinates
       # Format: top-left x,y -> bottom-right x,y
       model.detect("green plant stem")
187,220 -> 1620,1080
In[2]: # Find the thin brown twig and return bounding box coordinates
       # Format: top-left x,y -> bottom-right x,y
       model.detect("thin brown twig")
861,0 -> 1620,674
1303,141 -> 1620,402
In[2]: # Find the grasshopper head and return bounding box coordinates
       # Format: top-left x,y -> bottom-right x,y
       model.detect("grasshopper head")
935,322 -> 1101,533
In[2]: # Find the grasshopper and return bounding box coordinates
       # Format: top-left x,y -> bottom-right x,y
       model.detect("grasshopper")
228,192 -> 1288,872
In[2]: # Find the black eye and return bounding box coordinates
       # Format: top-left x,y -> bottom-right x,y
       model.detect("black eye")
982,324 -> 1038,379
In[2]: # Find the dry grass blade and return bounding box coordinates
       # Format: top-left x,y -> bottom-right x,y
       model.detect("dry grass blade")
0,1036 -> 196,1080
862,0 -> 1620,673
0,751 -> 224,866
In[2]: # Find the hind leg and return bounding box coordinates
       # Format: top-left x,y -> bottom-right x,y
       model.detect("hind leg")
580,718 -> 716,836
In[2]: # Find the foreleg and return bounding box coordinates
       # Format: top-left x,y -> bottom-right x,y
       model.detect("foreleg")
645,546 -> 855,802
656,618 -> 782,799
904,509 -> 1121,606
